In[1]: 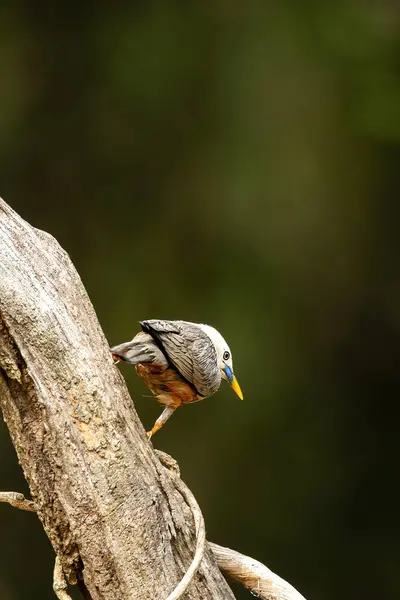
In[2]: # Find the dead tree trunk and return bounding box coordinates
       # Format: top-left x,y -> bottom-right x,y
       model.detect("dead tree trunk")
0,198 -> 235,599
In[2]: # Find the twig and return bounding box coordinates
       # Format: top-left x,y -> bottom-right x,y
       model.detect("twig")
155,450 -> 206,600
0,492 -> 72,599
1,481 -> 307,600
53,556 -> 72,600
0,491 -> 35,512
155,452 -> 307,600
210,542 -> 306,600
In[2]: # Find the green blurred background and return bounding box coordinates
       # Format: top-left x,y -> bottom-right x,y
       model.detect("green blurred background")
1,2 -> 400,599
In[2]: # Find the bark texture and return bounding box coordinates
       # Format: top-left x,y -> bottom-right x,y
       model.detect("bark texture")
0,198 -> 235,600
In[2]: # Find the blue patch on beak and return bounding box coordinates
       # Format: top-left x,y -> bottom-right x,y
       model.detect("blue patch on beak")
223,365 -> 233,383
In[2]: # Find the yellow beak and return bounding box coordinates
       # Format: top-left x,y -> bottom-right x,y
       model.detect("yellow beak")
230,375 -> 244,400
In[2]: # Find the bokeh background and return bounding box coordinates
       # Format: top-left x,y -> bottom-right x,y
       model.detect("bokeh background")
1,2 -> 400,599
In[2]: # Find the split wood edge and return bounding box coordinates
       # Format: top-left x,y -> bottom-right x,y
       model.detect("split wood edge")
0,455 -> 306,600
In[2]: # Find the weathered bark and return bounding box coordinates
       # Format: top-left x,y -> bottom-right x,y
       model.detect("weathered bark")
0,198 -> 235,600
210,543 -> 306,600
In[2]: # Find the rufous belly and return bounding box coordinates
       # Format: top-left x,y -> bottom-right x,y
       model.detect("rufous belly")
136,363 -> 201,407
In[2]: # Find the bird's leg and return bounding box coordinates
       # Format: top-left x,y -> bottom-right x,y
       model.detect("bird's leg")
147,403 -> 180,439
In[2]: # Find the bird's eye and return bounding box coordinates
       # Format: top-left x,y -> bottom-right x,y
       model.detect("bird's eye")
223,351 -> 230,361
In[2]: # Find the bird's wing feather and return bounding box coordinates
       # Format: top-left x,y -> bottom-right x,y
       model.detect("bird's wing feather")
140,319 -> 181,334
140,320 -> 221,397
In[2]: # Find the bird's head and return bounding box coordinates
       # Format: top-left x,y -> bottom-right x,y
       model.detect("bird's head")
198,324 -> 243,400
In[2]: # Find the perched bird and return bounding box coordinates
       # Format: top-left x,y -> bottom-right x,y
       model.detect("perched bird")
111,319 -> 243,438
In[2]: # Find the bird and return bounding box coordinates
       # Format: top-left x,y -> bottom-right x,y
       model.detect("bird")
111,319 -> 243,439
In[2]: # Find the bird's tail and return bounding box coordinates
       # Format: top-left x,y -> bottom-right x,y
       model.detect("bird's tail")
111,332 -> 168,366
